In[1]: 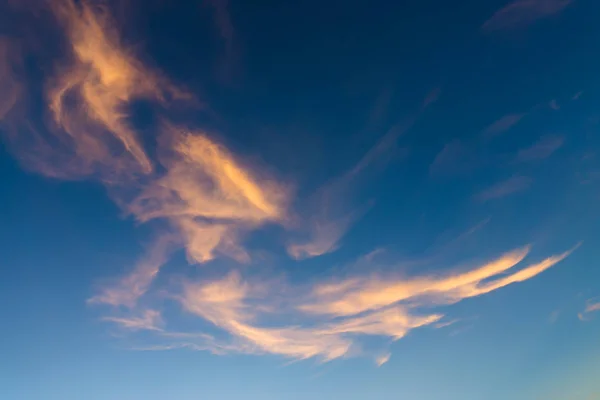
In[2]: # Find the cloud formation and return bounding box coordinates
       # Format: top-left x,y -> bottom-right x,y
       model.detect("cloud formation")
482,113 -> 525,139
475,176 -> 532,202
286,106 -> 426,260
578,298 -> 600,321
0,0 -> 580,366
482,0 -> 573,32
515,135 -> 564,162
2,0 -> 289,309
156,246 -> 573,363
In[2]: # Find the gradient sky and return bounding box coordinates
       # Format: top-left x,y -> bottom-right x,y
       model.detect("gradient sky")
1,0 -> 600,399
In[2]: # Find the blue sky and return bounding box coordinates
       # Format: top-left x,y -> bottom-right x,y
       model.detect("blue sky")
1,0 -> 600,399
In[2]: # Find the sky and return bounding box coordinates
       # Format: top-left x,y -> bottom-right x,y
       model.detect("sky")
1,0 -> 600,399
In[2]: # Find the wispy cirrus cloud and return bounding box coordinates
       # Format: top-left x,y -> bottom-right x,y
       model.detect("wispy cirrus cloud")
287,99 -> 433,260
103,309 -> 163,332
429,140 -> 472,177
578,298 -> 600,321
157,246 -> 574,363
482,0 -> 573,32
515,135 -> 564,162
475,175 -> 532,202
482,113 -> 525,139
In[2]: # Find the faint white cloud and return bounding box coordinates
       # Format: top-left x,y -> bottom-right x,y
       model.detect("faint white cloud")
482,113 -> 525,139
103,309 -> 163,332
482,0 -> 573,32
429,140 -> 471,177
475,176 -> 532,202
375,353 -> 391,367
515,135 -> 564,162
548,309 -> 561,323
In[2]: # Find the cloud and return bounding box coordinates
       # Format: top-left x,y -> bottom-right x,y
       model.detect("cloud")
204,0 -> 234,52
375,353 -> 391,367
0,38 -> 22,120
429,140 -> 472,177
1,1 -> 289,309
88,235 -> 177,307
286,101 -> 431,260
161,246 -> 573,363
482,0 -> 573,32
578,298 -> 600,321
516,135 -> 564,162
299,247 -> 571,317
549,309 -> 561,323
482,113 -> 525,138
0,0 -> 581,367
35,0 -> 191,179
103,309 -> 163,331
89,127 -> 289,307
475,176 -> 532,202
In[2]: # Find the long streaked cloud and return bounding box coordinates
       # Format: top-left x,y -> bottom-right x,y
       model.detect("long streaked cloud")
482,113 -> 525,139
482,0 -> 573,32
103,309 -> 163,332
147,246 -> 573,363
429,140 -> 471,177
475,175 -> 532,202
0,38 -> 21,120
515,135 -> 564,162
287,103 -> 429,260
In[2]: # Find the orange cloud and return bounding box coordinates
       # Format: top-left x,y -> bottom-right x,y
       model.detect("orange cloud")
0,0 -> 581,367
45,0 -> 193,178
167,246 -> 573,363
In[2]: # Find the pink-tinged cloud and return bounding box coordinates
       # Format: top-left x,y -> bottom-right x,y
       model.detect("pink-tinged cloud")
205,0 -> 234,51
578,298 -> 600,321
375,353 -> 391,367
516,135 -> 564,162
103,309 -> 163,331
88,235 -> 177,307
475,176 -> 532,202
482,0 -> 573,32
429,140 -> 472,177
482,113 -> 525,138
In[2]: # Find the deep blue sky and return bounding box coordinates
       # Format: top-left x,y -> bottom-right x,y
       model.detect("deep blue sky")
1,1 -> 600,399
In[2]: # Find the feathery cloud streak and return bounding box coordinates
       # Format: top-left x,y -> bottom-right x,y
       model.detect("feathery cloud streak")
475,176 -> 532,202
482,0 -> 573,32
165,246 -> 573,362
578,298 -> 600,321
